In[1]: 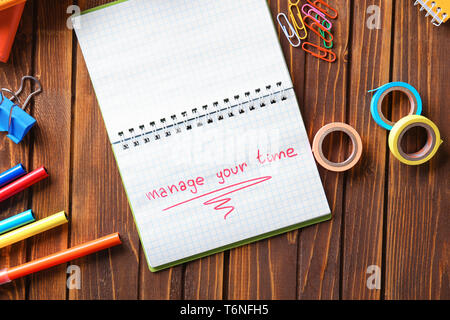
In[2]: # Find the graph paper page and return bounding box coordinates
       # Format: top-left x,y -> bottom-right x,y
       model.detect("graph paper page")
75,0 -> 330,268
74,0 -> 292,141
113,89 -> 330,268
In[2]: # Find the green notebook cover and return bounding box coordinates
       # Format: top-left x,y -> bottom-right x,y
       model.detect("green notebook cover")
81,0 -> 129,15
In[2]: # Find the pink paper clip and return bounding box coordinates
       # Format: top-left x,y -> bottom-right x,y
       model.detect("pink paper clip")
302,15 -> 334,45
301,4 -> 332,30
307,0 -> 338,19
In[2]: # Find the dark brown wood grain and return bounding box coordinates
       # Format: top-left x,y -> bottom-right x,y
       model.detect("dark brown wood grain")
341,0 -> 393,299
0,0 -> 34,300
0,0 -> 448,300
385,0 -> 449,299
295,0 -> 350,300
27,0 -> 73,300
184,254 -> 224,299
69,0 -> 140,300
140,262 -> 183,300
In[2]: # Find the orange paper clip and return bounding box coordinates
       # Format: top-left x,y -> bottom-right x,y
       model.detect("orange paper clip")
307,0 -> 338,19
302,42 -> 336,62
288,0 -> 308,40
303,15 -> 333,45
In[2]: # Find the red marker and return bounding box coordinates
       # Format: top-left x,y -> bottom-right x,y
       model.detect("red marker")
0,166 -> 48,202
0,233 -> 122,285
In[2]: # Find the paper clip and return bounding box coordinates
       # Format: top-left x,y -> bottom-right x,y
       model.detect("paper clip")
302,42 -> 336,62
277,13 -> 301,47
303,15 -> 333,45
307,0 -> 338,19
14,76 -> 43,111
301,4 -> 332,30
317,14 -> 333,48
288,1 -> 308,40
0,76 -> 42,144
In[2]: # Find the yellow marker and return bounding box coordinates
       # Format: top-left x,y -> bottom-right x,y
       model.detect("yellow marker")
388,115 -> 443,165
0,211 -> 68,249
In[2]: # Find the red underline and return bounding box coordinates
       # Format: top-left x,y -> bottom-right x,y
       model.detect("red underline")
163,176 -> 272,213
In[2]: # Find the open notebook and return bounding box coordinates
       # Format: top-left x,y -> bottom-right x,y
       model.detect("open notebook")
74,0 -> 330,271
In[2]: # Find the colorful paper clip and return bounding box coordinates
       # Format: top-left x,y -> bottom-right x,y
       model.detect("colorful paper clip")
288,0 -> 308,40
307,0 -> 338,19
302,42 -> 336,62
0,76 -> 42,144
277,13 -> 301,47
303,15 -> 333,45
317,15 -> 333,48
301,4 -> 332,30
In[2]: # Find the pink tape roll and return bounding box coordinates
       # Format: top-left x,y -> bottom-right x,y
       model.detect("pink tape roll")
312,123 -> 363,172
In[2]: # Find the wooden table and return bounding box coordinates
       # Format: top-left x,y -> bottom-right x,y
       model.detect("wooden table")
0,0 -> 448,300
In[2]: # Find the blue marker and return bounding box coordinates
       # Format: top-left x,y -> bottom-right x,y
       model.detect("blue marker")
0,164 -> 27,188
0,210 -> 35,235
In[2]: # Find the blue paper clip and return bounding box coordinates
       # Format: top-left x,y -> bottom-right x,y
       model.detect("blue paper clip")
0,76 -> 42,144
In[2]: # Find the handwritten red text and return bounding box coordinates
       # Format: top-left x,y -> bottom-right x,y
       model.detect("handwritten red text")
145,176 -> 205,200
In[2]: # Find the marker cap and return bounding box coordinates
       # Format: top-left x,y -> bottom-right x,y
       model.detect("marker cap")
0,269 -> 10,285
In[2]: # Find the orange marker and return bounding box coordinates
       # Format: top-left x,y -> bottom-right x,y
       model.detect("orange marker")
0,233 -> 122,285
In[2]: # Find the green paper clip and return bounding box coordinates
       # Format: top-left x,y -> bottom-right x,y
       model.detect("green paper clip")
316,14 -> 333,49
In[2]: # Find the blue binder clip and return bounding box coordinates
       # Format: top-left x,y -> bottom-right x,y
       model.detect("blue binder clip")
0,76 -> 42,144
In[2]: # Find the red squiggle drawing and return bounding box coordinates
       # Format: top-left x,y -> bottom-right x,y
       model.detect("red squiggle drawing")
163,176 -> 272,219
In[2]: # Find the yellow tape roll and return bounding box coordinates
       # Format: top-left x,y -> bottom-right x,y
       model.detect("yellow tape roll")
388,115 -> 442,165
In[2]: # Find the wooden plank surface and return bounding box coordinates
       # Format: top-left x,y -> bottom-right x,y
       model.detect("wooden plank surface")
296,0 -> 350,299
0,0 -> 447,300
70,0 -> 140,300
27,0 -> 72,300
0,0 -> 34,300
342,0 -> 392,300
385,1 -> 449,299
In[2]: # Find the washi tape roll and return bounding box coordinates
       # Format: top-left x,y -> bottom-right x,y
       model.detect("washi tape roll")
370,82 -> 422,130
312,123 -> 363,172
388,115 -> 442,165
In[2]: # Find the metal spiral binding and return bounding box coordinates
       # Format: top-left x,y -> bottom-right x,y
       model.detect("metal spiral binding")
414,0 -> 448,26
115,81 -> 291,150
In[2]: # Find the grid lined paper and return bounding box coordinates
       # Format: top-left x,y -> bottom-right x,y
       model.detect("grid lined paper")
75,0 -> 292,140
75,0 -> 330,268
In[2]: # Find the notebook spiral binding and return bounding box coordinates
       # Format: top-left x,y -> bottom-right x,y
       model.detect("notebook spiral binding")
414,0 -> 449,26
115,81 -> 291,150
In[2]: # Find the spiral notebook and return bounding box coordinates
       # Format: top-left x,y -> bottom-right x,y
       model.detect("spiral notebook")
74,0 -> 330,271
